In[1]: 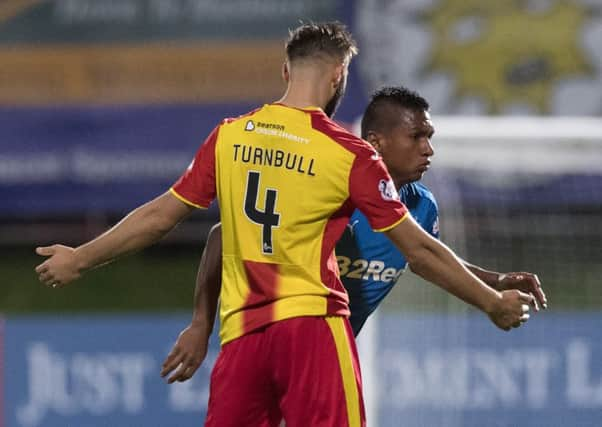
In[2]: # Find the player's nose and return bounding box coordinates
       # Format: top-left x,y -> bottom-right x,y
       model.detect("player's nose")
424,139 -> 434,157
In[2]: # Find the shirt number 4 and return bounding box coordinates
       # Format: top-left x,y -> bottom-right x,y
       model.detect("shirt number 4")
244,171 -> 281,255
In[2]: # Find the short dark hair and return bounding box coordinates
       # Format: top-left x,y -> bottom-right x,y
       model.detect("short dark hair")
286,21 -> 358,63
361,86 -> 430,138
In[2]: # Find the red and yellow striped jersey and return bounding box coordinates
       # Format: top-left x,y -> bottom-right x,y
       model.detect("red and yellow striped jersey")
172,104 -> 408,344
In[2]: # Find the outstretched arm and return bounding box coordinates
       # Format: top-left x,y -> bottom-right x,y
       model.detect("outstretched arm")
386,215 -> 533,331
35,191 -> 195,288
161,223 -> 222,383
462,261 -> 547,311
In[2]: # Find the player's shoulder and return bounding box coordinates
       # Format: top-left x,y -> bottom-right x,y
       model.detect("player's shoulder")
401,182 -> 438,207
220,106 -> 264,127
412,181 -> 435,199
308,110 -> 375,157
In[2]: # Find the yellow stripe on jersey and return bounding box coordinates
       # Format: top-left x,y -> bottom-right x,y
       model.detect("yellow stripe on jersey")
326,317 -> 362,427
373,210 -> 409,232
169,187 -> 208,209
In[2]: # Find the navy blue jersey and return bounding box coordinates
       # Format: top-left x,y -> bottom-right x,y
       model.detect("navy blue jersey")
336,182 -> 440,336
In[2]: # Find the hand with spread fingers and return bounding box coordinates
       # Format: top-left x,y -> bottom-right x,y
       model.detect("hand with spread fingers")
161,324 -> 210,383
497,272 -> 547,311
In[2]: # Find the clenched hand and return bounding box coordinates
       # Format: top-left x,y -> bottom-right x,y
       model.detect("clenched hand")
488,289 -> 534,331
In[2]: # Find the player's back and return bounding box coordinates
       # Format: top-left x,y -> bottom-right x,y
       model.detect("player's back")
217,104 -> 352,267
173,102 -> 406,344
214,104 -> 371,343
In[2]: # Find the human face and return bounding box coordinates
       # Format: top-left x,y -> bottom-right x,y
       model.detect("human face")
374,108 -> 435,187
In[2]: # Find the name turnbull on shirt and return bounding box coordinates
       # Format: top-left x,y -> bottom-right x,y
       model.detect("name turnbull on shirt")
233,144 -> 316,176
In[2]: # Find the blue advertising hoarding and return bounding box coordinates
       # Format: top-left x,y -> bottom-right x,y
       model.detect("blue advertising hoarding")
2,313 -> 602,427
3,315 -> 220,427
375,313 -> 602,427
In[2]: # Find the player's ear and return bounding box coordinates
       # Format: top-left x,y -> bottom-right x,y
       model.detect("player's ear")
282,61 -> 290,83
365,131 -> 383,152
332,62 -> 345,87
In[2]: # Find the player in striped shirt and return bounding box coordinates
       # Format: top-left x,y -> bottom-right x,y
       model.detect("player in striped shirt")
36,23 -> 533,427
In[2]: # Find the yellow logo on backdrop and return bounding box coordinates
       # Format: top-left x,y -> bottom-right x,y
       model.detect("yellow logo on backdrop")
424,0 -> 592,113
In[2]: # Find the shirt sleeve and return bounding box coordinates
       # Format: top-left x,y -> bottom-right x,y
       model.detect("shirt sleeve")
171,125 -> 220,209
349,153 -> 408,232
426,198 -> 440,239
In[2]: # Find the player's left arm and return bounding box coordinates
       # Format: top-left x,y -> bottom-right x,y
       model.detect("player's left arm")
462,262 -> 547,311
161,223 -> 222,383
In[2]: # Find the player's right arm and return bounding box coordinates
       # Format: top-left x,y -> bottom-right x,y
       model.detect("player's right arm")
347,144 -> 531,330
35,191 -> 195,288
161,222 -> 222,383
385,216 -> 533,330
36,123 -> 220,289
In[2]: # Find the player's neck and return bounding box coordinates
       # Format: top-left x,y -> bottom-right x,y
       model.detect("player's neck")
277,80 -> 331,112
394,175 -> 411,190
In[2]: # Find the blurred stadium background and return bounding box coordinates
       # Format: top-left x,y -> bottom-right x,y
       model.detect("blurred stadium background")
1,1 -> 601,426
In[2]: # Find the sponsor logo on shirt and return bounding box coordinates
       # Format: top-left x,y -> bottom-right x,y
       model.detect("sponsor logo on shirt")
256,121 -> 285,131
243,120 -> 309,144
347,219 -> 359,235
378,179 -> 398,201
337,256 -> 405,283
